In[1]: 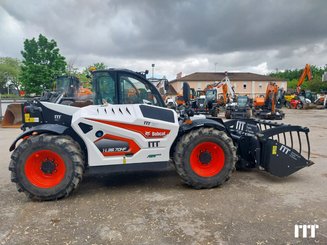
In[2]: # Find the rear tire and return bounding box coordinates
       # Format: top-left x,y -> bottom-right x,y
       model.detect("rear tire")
9,134 -> 84,201
211,107 -> 219,117
225,110 -> 231,119
174,128 -> 236,189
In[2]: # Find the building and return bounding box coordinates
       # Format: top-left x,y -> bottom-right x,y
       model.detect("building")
169,72 -> 287,98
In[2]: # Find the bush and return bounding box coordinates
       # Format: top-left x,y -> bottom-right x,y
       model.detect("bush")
0,94 -> 22,99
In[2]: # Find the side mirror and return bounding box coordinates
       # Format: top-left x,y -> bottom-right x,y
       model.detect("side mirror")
183,82 -> 190,104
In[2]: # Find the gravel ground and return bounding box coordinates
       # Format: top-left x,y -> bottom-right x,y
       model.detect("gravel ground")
0,108 -> 326,245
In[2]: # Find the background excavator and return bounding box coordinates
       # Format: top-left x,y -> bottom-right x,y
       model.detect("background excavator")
195,72 -> 235,117
1,75 -> 92,128
218,72 -> 252,119
253,82 -> 285,120
285,64 -> 313,109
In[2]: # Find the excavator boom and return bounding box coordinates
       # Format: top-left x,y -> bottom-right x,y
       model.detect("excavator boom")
296,64 -> 312,94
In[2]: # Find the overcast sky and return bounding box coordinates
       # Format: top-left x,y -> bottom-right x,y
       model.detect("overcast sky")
0,0 -> 327,80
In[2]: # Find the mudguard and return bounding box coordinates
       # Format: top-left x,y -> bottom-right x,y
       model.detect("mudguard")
179,118 -> 226,134
9,124 -> 69,151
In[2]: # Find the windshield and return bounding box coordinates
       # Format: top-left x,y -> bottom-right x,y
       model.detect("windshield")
197,98 -> 205,104
206,90 -> 216,101
237,96 -> 248,107
56,77 -> 71,92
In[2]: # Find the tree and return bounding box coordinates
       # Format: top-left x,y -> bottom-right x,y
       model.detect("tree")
20,34 -> 67,94
76,62 -> 108,87
0,57 -> 22,93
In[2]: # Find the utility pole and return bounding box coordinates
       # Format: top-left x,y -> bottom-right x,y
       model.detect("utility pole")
152,64 -> 155,79
215,62 -> 218,72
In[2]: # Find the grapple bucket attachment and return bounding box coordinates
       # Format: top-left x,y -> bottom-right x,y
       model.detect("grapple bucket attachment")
225,119 -> 313,177
1,103 -> 23,128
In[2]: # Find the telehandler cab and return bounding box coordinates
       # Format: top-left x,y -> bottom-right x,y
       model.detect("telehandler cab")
9,69 -> 314,200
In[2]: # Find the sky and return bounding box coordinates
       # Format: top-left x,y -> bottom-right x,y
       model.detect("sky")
0,0 -> 327,80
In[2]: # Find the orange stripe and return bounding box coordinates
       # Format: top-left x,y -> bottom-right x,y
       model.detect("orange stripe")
87,119 -> 170,139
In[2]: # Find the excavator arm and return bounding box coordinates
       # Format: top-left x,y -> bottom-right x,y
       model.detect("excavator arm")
296,64 -> 312,94
264,82 -> 278,113
205,72 -> 235,104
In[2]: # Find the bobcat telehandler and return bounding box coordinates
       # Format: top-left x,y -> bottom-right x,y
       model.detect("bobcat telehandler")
9,69 -> 314,200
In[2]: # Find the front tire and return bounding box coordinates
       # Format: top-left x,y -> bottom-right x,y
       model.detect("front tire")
9,134 -> 84,201
246,108 -> 252,119
174,128 -> 236,189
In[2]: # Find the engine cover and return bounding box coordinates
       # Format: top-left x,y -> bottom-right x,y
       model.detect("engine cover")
71,104 -> 179,166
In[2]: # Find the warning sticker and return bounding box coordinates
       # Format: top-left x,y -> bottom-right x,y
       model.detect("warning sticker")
24,113 -> 39,123
272,145 -> 277,155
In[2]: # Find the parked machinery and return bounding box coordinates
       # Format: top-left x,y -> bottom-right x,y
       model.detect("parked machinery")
285,64 -> 313,109
253,82 -> 285,120
216,72 -> 253,119
225,95 -> 252,119
192,95 -> 207,114
40,75 -> 92,105
200,72 -> 235,117
1,75 -> 92,128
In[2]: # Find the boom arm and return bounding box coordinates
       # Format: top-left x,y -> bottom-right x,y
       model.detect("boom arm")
296,64 -> 312,94
265,82 -> 278,113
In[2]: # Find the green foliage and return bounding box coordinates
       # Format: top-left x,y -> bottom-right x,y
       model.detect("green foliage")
0,57 -> 22,91
270,65 -> 327,92
82,62 -> 107,77
20,34 -> 67,94
0,93 -> 21,99
92,62 -> 107,70
64,62 -> 107,89
79,62 -> 108,88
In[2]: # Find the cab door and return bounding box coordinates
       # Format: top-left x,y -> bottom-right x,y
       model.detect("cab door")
117,72 -> 165,107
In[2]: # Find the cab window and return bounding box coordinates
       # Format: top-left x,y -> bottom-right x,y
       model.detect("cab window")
93,73 -> 117,105
119,75 -> 159,105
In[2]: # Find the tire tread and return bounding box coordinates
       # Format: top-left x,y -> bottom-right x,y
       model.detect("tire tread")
9,134 -> 84,201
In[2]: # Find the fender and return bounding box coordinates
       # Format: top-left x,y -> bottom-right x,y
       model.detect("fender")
9,124 -> 69,151
179,118 -> 227,135
169,118 -> 229,157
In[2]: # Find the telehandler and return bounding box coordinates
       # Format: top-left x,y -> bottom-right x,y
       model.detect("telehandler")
9,68 -> 314,200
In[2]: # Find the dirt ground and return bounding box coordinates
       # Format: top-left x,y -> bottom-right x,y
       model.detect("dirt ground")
0,109 -> 326,245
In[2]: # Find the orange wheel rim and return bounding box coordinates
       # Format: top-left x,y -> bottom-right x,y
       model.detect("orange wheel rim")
24,150 -> 66,188
190,142 -> 225,177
